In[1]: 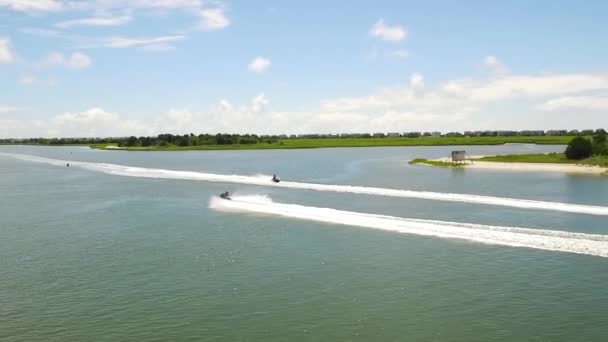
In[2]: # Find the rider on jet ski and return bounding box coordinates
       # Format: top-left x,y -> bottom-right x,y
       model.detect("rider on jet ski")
272,174 -> 281,183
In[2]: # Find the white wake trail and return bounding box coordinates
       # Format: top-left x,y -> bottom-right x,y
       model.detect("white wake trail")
210,195 -> 608,258
3,152 -> 608,216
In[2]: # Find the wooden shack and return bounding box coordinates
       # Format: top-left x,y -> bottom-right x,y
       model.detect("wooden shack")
451,150 -> 467,163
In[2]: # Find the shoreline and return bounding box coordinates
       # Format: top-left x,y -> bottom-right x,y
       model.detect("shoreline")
426,156 -> 607,175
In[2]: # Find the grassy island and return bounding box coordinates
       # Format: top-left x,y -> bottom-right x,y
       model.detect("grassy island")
474,153 -> 608,167
408,158 -> 465,168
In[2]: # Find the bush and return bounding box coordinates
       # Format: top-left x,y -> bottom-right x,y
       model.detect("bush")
565,136 -> 592,160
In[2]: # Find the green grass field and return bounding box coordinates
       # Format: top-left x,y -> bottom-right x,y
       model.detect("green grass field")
475,153 -> 608,167
408,158 -> 465,168
90,135 -> 572,151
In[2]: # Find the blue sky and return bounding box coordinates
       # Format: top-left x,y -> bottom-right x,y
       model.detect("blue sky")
1,0 -> 607,137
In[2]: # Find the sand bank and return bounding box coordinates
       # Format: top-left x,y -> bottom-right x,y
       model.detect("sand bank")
432,156 -> 606,175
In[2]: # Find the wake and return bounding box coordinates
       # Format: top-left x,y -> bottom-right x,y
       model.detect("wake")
210,195 -> 608,258
3,152 -> 608,216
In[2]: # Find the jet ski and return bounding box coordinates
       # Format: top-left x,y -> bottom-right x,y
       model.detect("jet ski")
219,191 -> 231,200
272,174 -> 281,183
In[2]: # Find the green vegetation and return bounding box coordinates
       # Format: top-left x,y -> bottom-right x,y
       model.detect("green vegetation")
409,158 -> 465,168
470,131 -> 608,168
476,153 -> 571,164
3,131 -> 606,151
476,153 -> 608,167
565,136 -> 593,159
81,135 -> 577,151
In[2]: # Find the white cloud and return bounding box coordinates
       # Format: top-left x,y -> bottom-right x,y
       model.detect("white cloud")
4,68 -> 608,138
67,52 -> 92,68
49,107 -> 151,137
55,15 -> 132,29
409,72 -> 424,95
101,35 -> 185,48
0,105 -> 21,113
219,99 -> 232,111
19,75 -> 37,85
248,56 -> 271,73
0,36 -> 14,63
483,55 -> 509,75
369,19 -> 407,42
251,93 -> 268,112
539,95 -> 608,112
468,74 -> 608,102
41,51 -> 92,69
0,0 -> 61,12
116,0 -> 201,10
154,94 -> 285,135
317,72 -> 608,133
197,7 -> 230,30
63,0 -> 202,11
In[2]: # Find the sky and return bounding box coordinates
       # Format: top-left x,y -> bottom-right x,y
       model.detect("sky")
1,0 -> 607,138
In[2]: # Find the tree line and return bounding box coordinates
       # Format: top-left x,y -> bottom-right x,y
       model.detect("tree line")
0,134 -> 279,147
565,130 -> 607,159
1,129 -> 606,147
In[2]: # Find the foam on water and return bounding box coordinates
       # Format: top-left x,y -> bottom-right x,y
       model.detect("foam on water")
210,195 -> 608,258
3,152 -> 608,216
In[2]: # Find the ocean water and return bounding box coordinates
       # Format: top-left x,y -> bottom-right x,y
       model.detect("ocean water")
1,144 -> 607,341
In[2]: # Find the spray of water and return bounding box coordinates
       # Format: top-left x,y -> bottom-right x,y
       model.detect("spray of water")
210,195 -> 608,258
3,152 -> 608,216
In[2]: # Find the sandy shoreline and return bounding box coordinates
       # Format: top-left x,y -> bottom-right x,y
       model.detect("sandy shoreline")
431,156 -> 607,175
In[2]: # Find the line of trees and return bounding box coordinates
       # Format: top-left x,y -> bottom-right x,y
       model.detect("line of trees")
1,129 -> 606,147
0,134 -> 279,147
565,130 -> 607,159
120,134 -> 278,147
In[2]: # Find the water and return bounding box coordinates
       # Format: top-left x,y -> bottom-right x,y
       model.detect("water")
1,144 -> 607,341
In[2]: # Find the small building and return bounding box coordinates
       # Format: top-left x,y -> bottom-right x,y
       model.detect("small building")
451,150 -> 468,163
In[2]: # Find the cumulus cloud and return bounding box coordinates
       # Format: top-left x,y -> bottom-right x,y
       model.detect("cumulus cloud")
48,107 -> 151,137
251,93 -> 268,112
317,71 -> 608,132
539,95 -> 608,111
0,36 -> 14,63
248,56 -> 271,73
483,55 -> 509,75
0,108 -> 148,138
55,15 -> 132,28
369,19 -> 407,42
4,69 -> 608,138
197,7 -> 230,30
41,51 -> 92,69
0,0 -> 62,12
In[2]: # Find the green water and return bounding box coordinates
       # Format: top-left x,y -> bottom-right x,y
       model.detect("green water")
1,145 -> 607,341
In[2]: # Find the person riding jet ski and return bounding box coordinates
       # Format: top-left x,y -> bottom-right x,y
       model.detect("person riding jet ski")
272,174 -> 281,183
220,191 -> 231,200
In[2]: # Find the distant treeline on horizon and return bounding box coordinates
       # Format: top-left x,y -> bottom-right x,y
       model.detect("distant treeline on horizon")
1,129 -> 606,147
